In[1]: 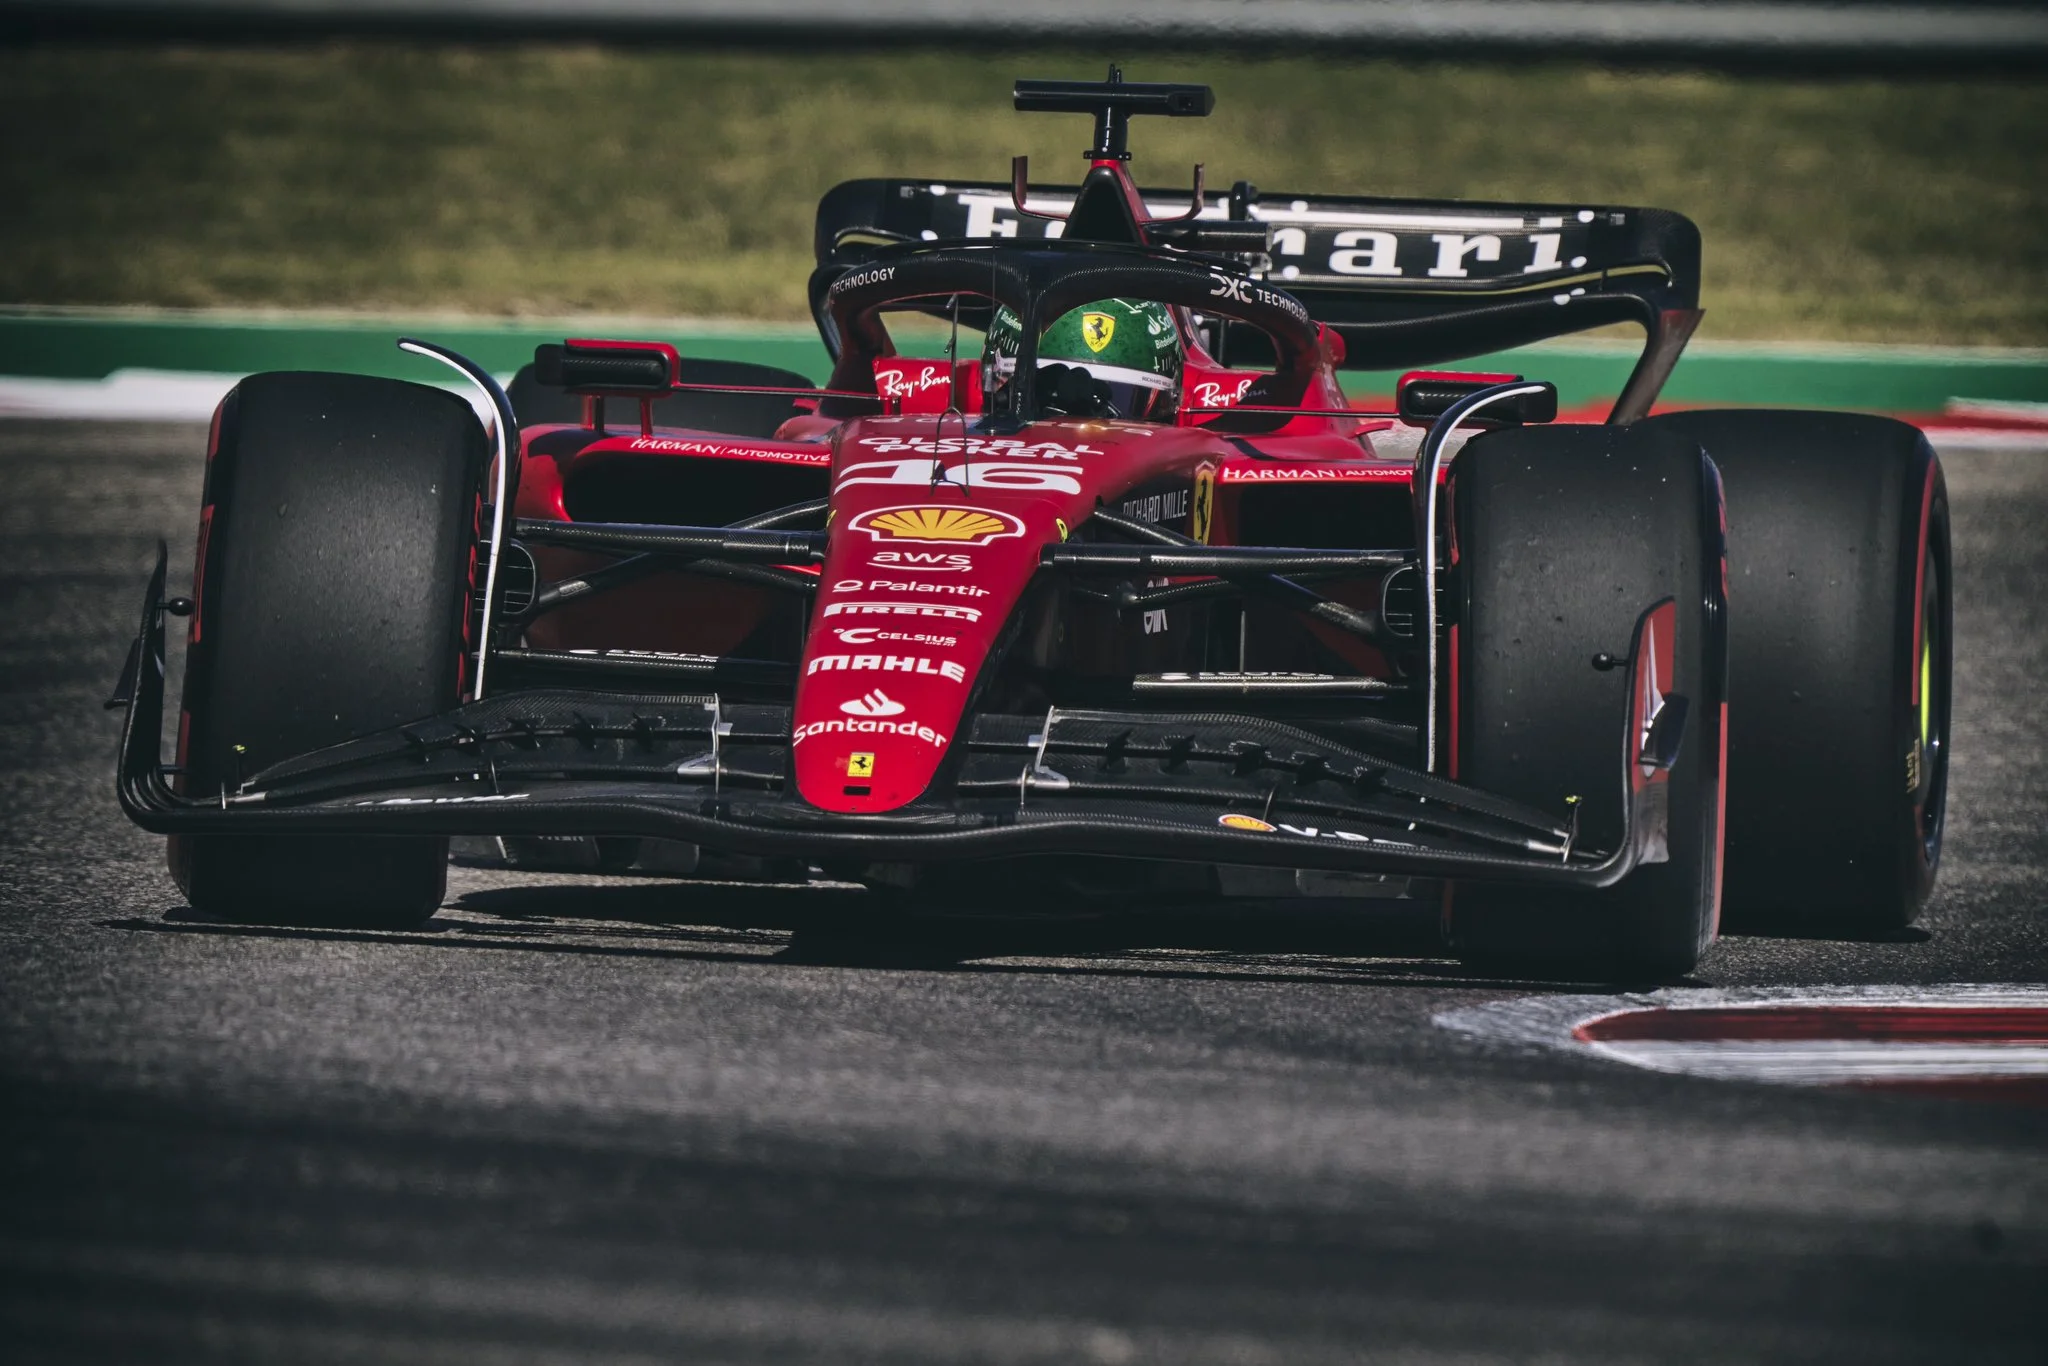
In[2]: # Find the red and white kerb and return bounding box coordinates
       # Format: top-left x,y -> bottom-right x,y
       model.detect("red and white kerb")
1436,986 -> 2048,1105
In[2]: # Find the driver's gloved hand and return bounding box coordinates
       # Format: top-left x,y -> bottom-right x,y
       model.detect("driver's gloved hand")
1040,364 -> 1115,418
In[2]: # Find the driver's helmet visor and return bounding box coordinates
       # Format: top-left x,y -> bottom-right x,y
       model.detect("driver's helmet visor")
988,353 -> 1178,423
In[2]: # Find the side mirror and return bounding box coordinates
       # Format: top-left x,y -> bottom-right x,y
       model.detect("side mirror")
1149,220 -> 1273,254
533,339 -> 680,396
1398,370 -> 1558,425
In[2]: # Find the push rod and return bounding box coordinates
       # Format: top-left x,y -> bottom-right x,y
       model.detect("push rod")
514,519 -> 825,563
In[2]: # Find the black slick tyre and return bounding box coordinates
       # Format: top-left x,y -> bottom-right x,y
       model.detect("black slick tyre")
1639,410 -> 1950,931
170,372 -> 487,929
507,357 -> 813,436
1446,422 -> 1728,981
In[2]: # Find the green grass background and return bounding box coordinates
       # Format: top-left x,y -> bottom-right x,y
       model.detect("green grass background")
3,45 -> 2044,345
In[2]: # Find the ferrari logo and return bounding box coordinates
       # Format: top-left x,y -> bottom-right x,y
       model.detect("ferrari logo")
846,752 -> 876,778
1082,312 -> 1115,353
1191,464 -> 1215,544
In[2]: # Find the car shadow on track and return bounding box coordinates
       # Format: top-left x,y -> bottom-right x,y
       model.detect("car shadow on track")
99,876 -> 1634,993
1718,914 -> 1934,945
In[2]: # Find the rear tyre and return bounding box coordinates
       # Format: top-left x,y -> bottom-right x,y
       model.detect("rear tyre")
1446,422 -> 1728,981
507,357 -> 813,436
170,372 -> 487,929
1639,410 -> 1950,931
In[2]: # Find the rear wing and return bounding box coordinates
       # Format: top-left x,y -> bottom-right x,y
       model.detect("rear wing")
814,178 -> 1703,420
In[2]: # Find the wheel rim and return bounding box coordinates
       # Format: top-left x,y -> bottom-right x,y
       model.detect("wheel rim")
1913,535 -> 1950,868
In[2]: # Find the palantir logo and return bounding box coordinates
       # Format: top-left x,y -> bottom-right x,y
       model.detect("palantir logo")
840,689 -> 906,718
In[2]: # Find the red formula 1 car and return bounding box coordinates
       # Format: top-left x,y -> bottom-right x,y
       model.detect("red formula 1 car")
111,72 -> 1951,979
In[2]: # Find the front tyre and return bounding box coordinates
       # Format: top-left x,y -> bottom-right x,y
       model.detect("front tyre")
1445,423 -> 1728,981
170,372 -> 487,929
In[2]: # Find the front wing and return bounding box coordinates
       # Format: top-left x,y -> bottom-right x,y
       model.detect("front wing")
113,549 -> 1674,890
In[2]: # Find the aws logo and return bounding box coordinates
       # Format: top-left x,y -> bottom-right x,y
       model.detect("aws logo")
869,550 -> 972,574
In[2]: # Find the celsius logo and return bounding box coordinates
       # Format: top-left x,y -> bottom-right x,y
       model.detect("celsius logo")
840,690 -> 906,718
835,627 -> 958,647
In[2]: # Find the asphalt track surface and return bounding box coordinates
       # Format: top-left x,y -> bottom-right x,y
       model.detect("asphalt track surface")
2,419 -> 2043,1364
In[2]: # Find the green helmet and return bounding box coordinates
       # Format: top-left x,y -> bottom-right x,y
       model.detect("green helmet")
985,298 -> 1182,422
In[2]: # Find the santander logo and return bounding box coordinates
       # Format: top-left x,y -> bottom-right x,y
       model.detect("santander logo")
840,689 -> 907,718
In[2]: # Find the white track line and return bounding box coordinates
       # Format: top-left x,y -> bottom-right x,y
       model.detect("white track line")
1582,1040 -> 2048,1084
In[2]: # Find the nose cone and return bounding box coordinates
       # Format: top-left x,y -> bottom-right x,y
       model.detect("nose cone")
793,498 -> 1055,812
794,418 -> 1146,812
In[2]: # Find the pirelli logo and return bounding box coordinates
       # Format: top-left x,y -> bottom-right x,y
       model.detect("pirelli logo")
821,601 -> 982,622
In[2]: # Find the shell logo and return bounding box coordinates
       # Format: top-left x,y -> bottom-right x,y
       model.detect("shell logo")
1219,813 -> 1276,833
848,505 -> 1025,546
